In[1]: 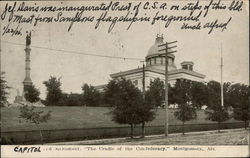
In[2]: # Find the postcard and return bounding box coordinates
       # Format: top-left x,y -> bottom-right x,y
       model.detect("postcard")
0,0 -> 249,157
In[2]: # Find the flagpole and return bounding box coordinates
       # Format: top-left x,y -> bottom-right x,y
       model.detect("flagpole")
220,43 -> 224,108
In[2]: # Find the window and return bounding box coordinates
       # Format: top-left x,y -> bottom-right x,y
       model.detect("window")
156,57 -> 161,64
190,65 -> 193,71
168,58 -> 172,64
146,60 -> 150,66
182,65 -> 188,70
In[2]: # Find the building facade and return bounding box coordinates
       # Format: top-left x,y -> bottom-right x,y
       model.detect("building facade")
95,35 -> 205,92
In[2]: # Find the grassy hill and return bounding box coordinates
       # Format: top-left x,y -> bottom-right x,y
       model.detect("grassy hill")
1,106 -> 238,132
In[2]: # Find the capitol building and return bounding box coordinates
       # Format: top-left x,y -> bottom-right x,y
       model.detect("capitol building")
95,35 -> 205,92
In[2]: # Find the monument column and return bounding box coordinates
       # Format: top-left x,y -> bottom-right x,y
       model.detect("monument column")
23,32 -> 32,92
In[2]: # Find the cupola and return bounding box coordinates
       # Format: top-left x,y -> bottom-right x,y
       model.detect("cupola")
181,61 -> 194,71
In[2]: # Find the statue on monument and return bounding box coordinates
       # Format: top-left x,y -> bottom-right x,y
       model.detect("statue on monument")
26,31 -> 31,46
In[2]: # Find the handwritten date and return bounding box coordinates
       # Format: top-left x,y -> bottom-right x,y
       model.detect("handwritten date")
2,23 -> 22,36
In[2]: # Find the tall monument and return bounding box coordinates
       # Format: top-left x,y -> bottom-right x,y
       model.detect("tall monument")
23,32 -> 32,92
11,33 -> 45,107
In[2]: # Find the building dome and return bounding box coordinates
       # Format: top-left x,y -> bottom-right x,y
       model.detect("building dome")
145,35 -> 176,71
146,34 -> 175,59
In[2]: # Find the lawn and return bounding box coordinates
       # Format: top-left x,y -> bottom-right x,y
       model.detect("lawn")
1,106 -> 239,132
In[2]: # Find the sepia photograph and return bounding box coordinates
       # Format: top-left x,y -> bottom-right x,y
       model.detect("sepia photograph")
0,0 -> 249,157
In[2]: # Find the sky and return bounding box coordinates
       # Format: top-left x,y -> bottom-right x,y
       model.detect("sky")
1,0 -> 249,102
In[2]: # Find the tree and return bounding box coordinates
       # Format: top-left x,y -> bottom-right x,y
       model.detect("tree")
144,78 -> 168,137
145,78 -> 165,108
55,92 -> 83,106
57,93 -> 69,106
66,93 -> 83,106
99,92 -> 110,107
172,79 -> 197,134
223,82 -> 232,108
205,80 -> 230,132
24,84 -> 40,103
104,80 -> 120,107
190,81 -> 208,109
19,105 -> 51,144
105,78 -> 155,138
82,84 -> 100,106
0,72 -> 11,107
228,83 -> 250,129
139,100 -> 156,138
43,76 -> 63,106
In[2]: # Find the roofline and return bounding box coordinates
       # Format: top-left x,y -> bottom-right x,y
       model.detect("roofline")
146,53 -> 175,60
110,67 -> 206,79
181,61 -> 194,65
169,69 -> 206,79
110,67 -> 143,78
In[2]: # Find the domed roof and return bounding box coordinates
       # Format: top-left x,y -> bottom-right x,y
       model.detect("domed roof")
146,35 -> 175,59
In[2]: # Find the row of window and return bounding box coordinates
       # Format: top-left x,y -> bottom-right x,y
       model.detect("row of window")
182,65 -> 193,71
146,57 -> 173,66
132,78 -> 159,86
